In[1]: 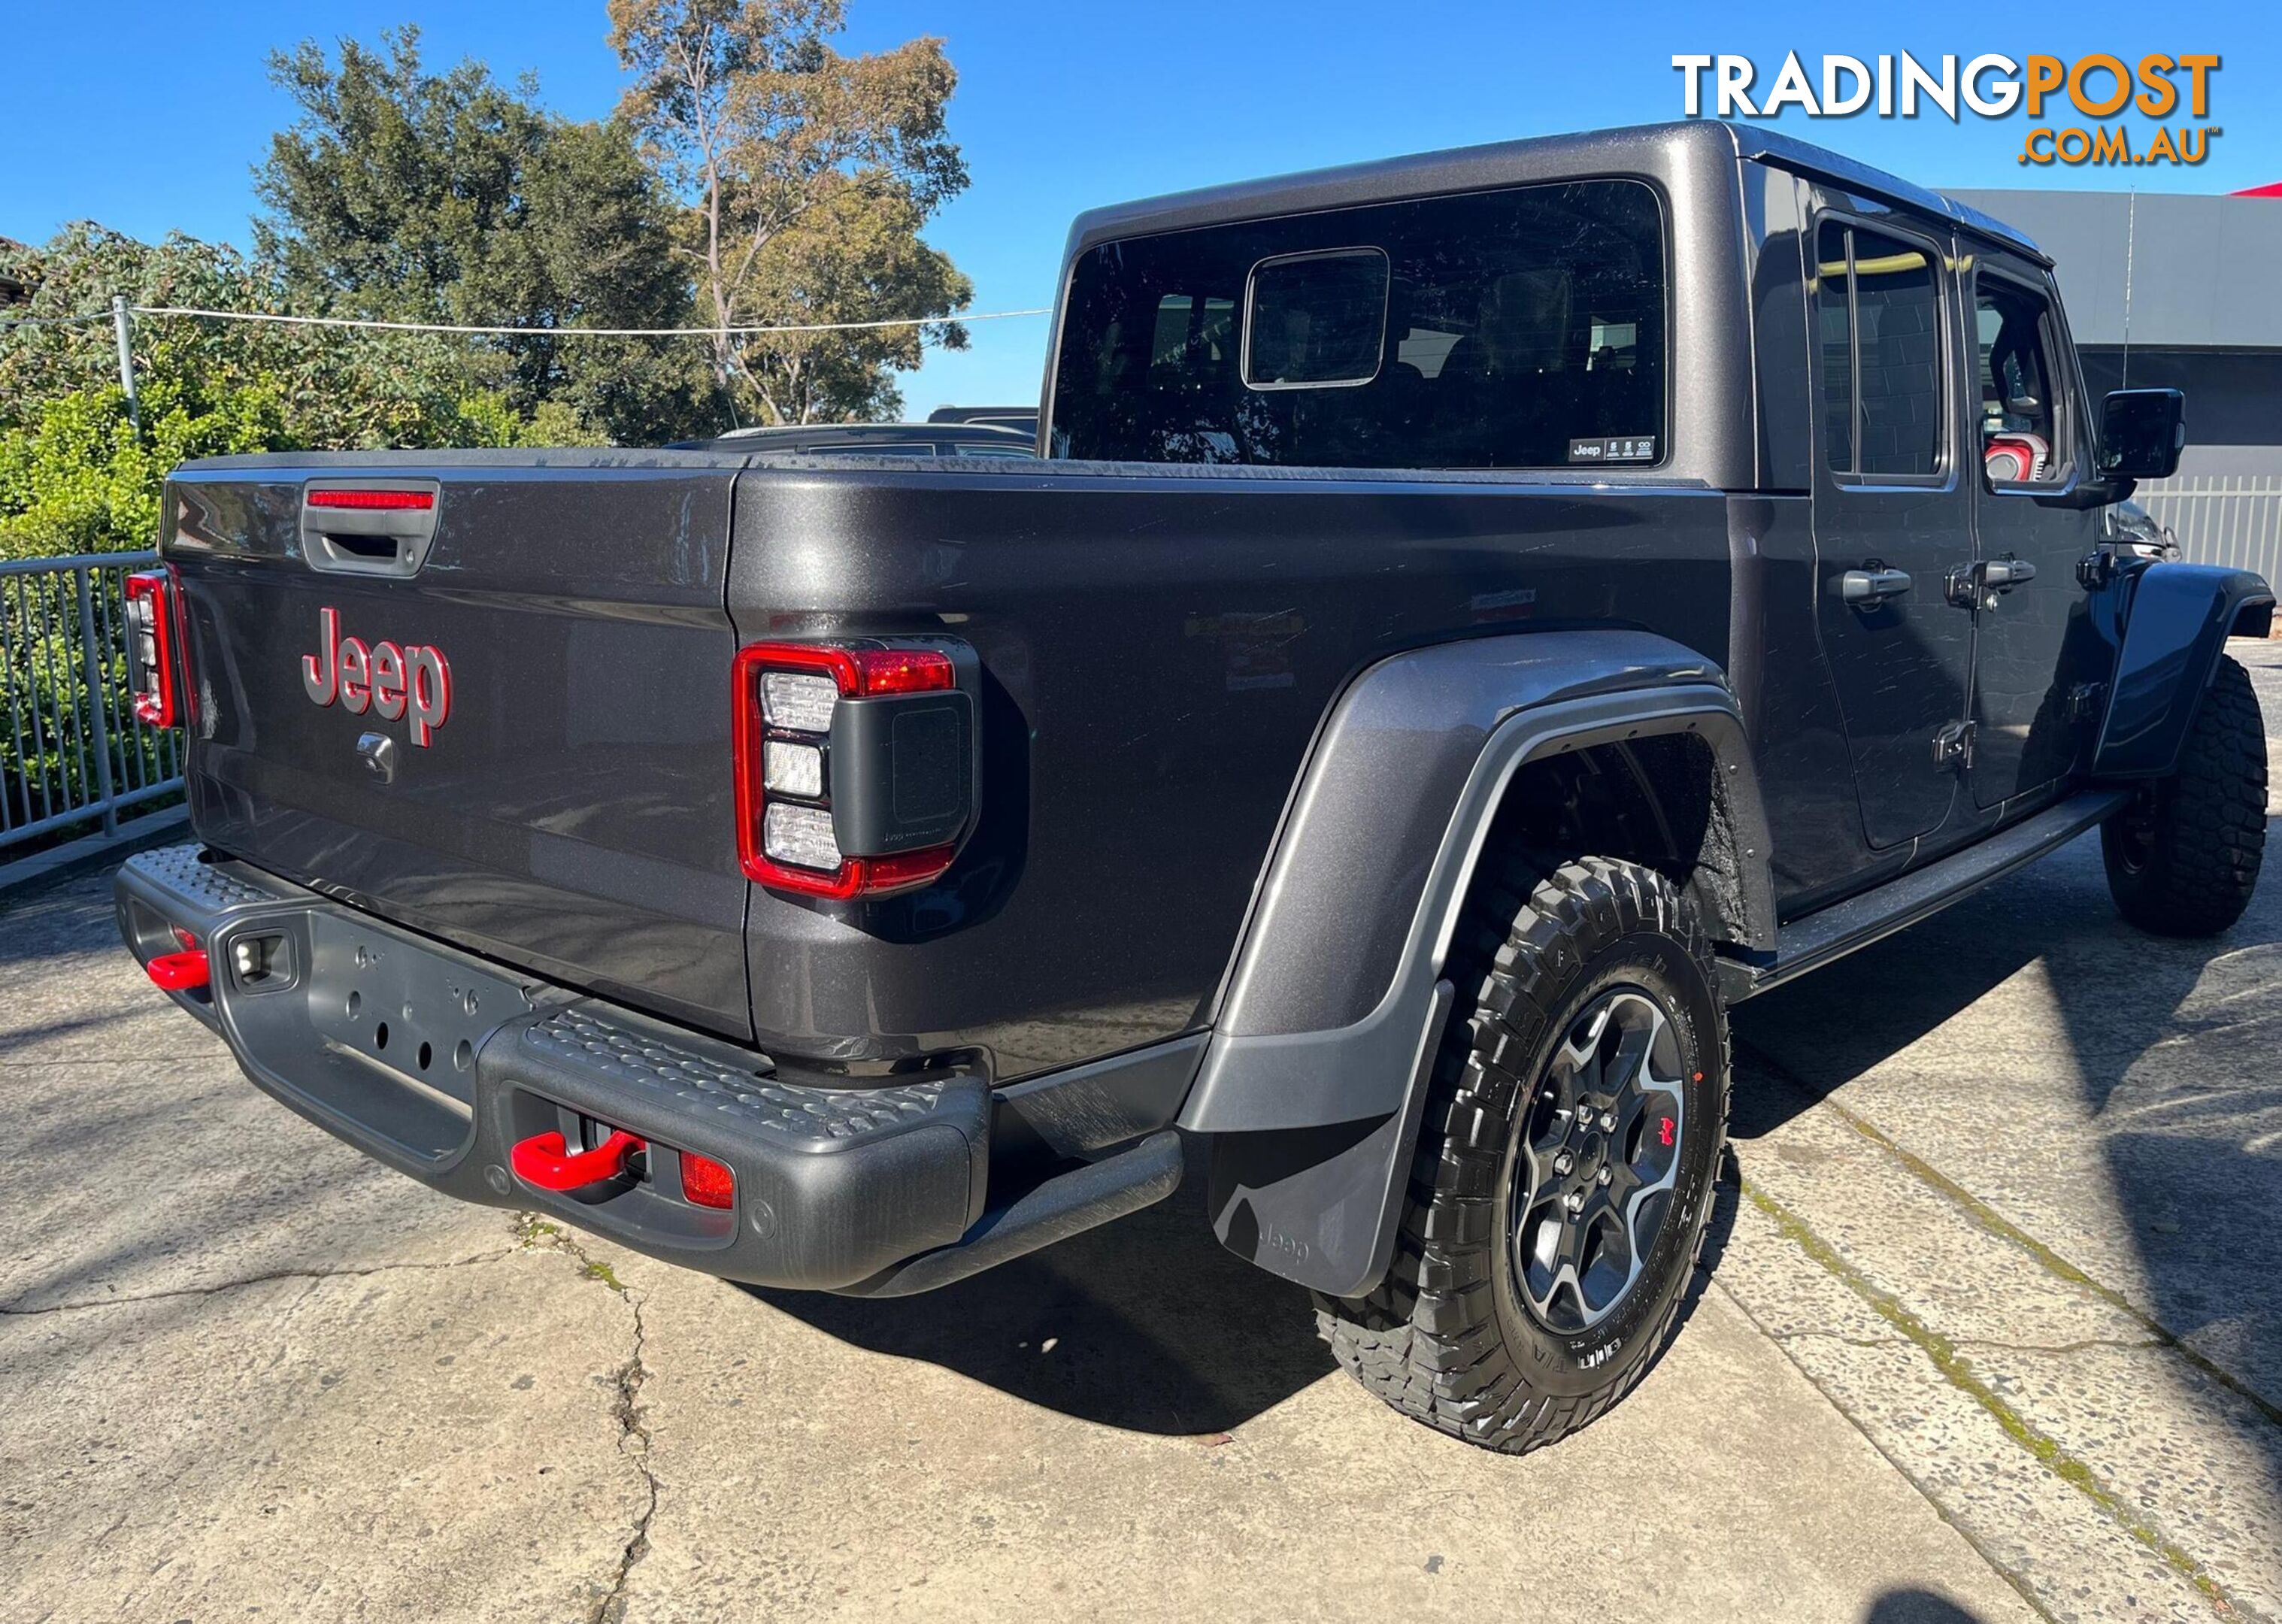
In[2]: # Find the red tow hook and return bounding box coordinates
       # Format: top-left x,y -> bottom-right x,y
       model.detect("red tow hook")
146,949 -> 211,992
510,1129 -> 645,1192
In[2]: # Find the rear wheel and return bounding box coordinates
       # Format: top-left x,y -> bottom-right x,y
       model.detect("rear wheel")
1314,854 -> 1727,1453
2103,654 -> 2267,938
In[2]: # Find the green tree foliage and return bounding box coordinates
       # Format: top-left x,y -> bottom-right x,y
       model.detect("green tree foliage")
0,4 -> 979,563
0,227 -> 533,559
609,0 -> 971,424
256,26 -> 717,444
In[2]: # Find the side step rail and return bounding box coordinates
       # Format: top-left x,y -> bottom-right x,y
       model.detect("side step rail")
1726,789 -> 2129,1003
844,1130 -> 1185,1298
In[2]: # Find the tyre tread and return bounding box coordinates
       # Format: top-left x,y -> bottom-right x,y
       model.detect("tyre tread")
2105,655 -> 2268,938
1312,853 -> 1729,1453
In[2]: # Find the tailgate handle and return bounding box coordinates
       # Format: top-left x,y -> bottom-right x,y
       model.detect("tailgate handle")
510,1129 -> 645,1191
300,481 -> 441,577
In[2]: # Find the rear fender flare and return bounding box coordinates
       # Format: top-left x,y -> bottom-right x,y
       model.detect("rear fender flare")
2095,562 -> 2274,780
1182,630 -> 1771,1298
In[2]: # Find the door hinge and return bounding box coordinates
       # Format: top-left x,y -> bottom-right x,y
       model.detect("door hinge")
2066,681 -> 2109,725
1932,720 -> 1976,772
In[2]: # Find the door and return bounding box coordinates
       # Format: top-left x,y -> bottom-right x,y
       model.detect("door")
1962,257 -> 2110,807
1808,211 -> 1976,850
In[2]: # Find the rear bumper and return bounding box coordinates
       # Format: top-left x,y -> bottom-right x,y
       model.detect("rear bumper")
116,844 -> 1173,1292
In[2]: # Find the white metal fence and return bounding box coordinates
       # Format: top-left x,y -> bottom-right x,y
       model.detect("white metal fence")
2133,474 -> 2282,583
0,551 -> 183,852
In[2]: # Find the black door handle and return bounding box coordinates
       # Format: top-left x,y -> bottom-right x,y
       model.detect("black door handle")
1947,557 -> 2038,608
1841,568 -> 1914,605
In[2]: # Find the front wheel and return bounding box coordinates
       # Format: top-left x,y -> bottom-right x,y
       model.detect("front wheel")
2103,653 -> 2268,938
1315,855 -> 1728,1453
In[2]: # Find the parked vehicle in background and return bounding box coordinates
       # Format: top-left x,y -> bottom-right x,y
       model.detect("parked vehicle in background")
927,405 -> 1041,439
2105,497 -> 2180,561
673,421 -> 1035,456
117,122 -> 2267,1455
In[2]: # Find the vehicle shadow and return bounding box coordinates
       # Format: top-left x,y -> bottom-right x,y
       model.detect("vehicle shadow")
744,1134 -> 1338,1436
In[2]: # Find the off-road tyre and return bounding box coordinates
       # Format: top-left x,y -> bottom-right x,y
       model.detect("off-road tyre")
2103,653 -> 2267,938
1314,854 -> 1729,1453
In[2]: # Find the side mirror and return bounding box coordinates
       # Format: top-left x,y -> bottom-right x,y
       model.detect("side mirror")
2100,389 -> 2187,480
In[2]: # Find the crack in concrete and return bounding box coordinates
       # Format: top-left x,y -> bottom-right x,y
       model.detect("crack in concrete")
1775,1327 -> 2176,1358
1948,1335 -> 2173,1357
509,1212 -> 661,1624
1771,1329 -> 1911,1350
0,1249 -> 521,1316
1734,1035 -> 2282,1432
590,1293 -> 659,1624
1739,1176 -> 2240,1617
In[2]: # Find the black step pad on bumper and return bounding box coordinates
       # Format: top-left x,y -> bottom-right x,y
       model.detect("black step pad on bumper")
494,1004 -> 990,1289
116,843 -> 996,1290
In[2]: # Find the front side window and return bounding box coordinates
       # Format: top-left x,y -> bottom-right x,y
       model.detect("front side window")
1050,180 -> 1666,470
1815,221 -> 1945,480
1975,280 -> 2065,484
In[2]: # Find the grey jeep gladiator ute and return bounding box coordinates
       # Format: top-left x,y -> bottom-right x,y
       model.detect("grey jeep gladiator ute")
116,121 -> 2270,1453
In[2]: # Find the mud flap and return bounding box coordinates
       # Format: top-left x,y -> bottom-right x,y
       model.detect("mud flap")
1205,981 -> 1453,1298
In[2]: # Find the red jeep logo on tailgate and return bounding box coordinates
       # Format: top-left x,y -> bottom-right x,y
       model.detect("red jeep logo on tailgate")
300,606 -> 452,746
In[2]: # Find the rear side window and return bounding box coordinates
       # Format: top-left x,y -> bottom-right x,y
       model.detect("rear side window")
1050,180 -> 1666,469
1814,220 -> 1946,480
1244,250 -> 1389,387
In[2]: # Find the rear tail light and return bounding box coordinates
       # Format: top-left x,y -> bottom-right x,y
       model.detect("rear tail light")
123,569 -> 180,727
732,641 -> 976,898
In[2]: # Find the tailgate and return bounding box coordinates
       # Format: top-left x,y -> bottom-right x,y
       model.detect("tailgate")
165,452 -> 753,1041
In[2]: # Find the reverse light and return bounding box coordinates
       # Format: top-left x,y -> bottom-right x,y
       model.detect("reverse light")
732,641 -> 973,899
762,801 -> 841,871
123,570 -> 180,728
762,738 -> 824,797
680,1151 -> 736,1210
761,671 -> 838,732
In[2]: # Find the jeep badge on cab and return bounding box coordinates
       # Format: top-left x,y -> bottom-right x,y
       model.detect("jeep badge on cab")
118,122 -> 2268,1454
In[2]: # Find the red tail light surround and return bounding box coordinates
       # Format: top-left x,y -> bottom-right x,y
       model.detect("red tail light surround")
732,641 -> 965,899
123,569 -> 180,728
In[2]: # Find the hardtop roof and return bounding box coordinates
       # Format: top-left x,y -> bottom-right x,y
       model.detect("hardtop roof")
1064,120 -> 2044,266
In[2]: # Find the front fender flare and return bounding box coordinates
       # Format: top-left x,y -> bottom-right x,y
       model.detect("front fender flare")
2095,562 -> 2274,780
1183,630 -> 1771,1298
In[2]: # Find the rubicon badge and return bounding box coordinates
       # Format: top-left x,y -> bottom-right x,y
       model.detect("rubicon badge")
300,605 -> 452,746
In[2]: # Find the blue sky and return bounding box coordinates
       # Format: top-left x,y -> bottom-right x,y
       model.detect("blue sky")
4,1 -> 2276,417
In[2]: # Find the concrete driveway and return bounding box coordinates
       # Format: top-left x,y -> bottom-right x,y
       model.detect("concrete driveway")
5,649 -> 2280,1624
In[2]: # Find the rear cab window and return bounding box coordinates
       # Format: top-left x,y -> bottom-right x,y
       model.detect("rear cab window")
1813,219 -> 1947,483
1050,180 -> 1667,471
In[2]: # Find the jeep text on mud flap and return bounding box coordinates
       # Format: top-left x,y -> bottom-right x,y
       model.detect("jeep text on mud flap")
118,123 -> 2270,1453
